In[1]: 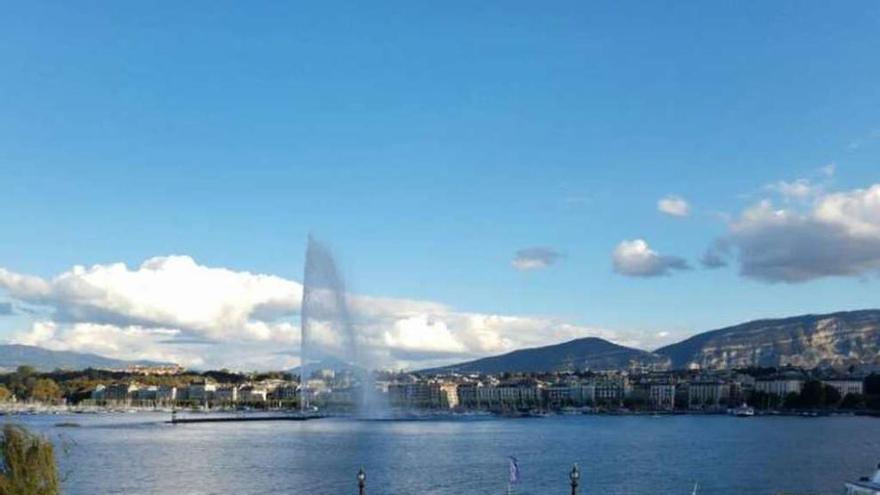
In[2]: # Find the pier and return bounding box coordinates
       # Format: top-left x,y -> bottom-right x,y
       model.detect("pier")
168,414 -> 324,424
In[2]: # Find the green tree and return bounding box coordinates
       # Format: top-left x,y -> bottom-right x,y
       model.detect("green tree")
822,384 -> 842,407
840,393 -> 867,410
865,373 -> 880,395
783,392 -> 801,409
0,424 -> 60,495
799,380 -> 825,408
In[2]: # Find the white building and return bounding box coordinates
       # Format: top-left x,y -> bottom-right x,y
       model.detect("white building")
822,379 -> 864,397
755,377 -> 804,397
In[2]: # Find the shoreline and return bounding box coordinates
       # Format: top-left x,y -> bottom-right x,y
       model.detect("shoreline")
2,404 -> 878,420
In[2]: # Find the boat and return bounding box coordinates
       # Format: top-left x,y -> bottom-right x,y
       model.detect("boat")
845,463 -> 880,495
730,403 -> 755,417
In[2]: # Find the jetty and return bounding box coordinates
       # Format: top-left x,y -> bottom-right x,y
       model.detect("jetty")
168,413 -> 324,424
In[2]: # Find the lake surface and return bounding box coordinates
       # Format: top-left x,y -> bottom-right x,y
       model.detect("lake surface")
11,413 -> 880,494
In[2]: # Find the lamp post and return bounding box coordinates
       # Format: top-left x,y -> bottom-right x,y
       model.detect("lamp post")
357,467 -> 366,495
569,464 -> 580,495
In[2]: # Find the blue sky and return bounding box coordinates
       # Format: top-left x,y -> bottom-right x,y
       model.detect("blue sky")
1,2 -> 879,368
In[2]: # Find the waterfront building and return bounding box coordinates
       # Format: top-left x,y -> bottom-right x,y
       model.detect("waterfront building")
187,380 -> 217,403
822,379 -> 864,397
593,375 -> 630,406
239,386 -> 268,403
649,384 -> 676,410
134,386 -> 159,402
456,383 -> 481,408
270,384 -> 299,402
754,375 -> 805,397
103,382 -> 141,403
214,386 -> 239,403
157,386 -> 177,402
387,381 -> 459,409
688,379 -> 730,409
567,383 -> 595,406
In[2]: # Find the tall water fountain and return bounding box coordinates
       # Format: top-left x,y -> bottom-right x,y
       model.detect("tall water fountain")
299,235 -> 387,417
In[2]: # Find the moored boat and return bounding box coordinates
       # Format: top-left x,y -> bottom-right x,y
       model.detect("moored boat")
730,403 -> 755,417
845,463 -> 880,495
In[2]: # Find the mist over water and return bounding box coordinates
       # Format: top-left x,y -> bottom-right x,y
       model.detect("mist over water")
300,235 -> 388,417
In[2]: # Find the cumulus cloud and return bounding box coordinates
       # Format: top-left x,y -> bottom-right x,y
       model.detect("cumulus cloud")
0,256 -> 300,342
715,183 -> 880,283
657,195 -> 690,217
1,255 -> 645,370
612,239 -> 690,277
511,247 -> 564,271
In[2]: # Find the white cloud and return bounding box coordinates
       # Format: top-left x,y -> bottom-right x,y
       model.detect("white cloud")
657,195 -> 690,217
612,239 -> 690,277
716,183 -> 880,282
11,321 -> 206,368
768,178 -> 818,201
511,247 -> 564,271
1,255 -> 649,370
0,255 -> 300,342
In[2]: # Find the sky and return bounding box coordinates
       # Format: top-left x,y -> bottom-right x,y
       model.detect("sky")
1,2 -> 879,370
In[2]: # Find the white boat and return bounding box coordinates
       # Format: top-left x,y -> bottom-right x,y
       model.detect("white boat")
845,463 -> 880,495
730,403 -> 755,417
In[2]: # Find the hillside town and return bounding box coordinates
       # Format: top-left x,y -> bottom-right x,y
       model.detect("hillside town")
1,363 -> 879,415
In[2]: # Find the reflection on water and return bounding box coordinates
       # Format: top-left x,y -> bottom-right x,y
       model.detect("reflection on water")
14,414 -> 880,495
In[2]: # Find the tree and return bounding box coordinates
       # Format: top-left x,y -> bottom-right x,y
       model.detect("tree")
840,393 -> 867,410
822,384 -> 842,407
783,392 -> 801,409
30,380 -> 61,403
0,386 -> 11,402
865,373 -> 880,395
799,380 -> 826,408
0,424 -> 60,495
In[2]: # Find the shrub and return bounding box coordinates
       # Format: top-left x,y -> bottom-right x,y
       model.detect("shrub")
0,424 -> 60,495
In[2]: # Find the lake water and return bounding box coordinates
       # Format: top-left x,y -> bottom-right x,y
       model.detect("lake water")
11,413 -> 880,494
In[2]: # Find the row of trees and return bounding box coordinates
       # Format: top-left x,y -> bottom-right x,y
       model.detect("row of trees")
0,367 -> 62,403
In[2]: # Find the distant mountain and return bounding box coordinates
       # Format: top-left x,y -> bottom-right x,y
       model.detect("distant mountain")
423,337 -> 669,374
655,310 -> 880,370
0,344 -> 172,372
289,356 -> 364,376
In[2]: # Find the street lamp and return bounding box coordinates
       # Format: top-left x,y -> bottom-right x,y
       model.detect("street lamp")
569,464 -> 580,495
357,467 -> 366,495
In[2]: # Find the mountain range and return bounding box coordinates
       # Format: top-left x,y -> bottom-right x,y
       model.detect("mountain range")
0,344 -> 171,372
3,310 -> 879,373
655,309 -> 880,370
425,309 -> 880,374
424,337 -> 668,374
